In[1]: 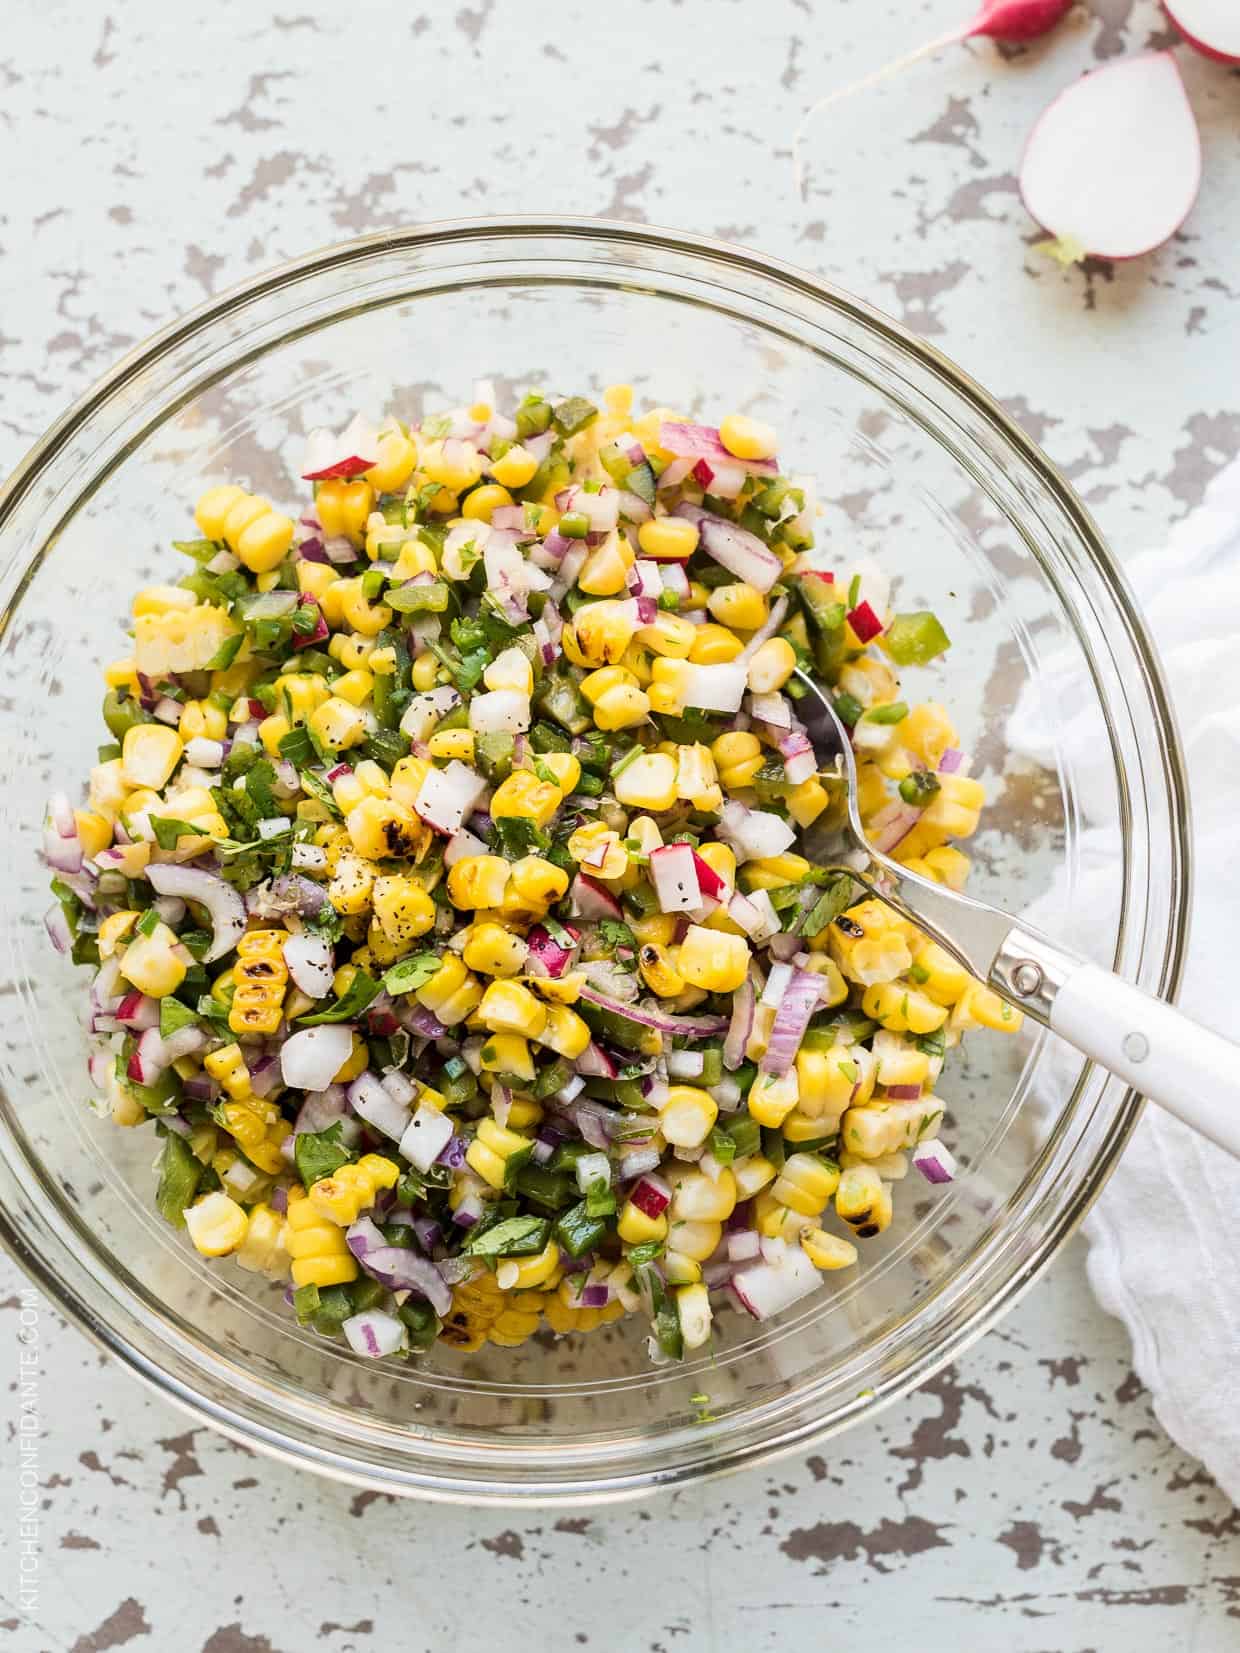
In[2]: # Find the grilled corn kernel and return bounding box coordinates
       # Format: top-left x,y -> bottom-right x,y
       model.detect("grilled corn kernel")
912,942 -> 970,1007
490,768 -> 561,827
489,444 -> 539,489
614,752 -> 678,812
732,1155 -> 777,1199
639,942 -> 685,998
592,681 -> 650,731
506,856 -> 569,909
462,483 -> 513,522
308,696 -> 368,753
578,533 -> 634,596
747,637 -> 797,694
636,612 -> 696,658
287,1198 -> 359,1286
185,1192 -> 249,1258
371,874 -> 436,943
483,645 -> 534,695
754,1190 -> 814,1241
771,1152 -> 840,1217
677,925 -> 750,993
463,922 -> 528,978
328,851 -> 379,915
447,854 -> 511,911
562,600 -> 636,667
689,624 -> 744,665
835,1164 -> 893,1238
801,1228 -> 858,1271
567,821 -> 627,879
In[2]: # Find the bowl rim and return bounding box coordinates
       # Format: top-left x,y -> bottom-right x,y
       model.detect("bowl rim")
0,214 -> 1192,1502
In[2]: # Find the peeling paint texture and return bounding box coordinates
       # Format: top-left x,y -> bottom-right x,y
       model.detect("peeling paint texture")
2,1 -> 1238,1648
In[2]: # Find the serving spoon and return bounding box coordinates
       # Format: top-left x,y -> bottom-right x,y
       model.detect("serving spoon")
793,670 -> 1240,1158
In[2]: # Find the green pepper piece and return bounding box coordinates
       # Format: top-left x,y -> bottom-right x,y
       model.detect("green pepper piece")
475,731 -> 516,783
882,611 -> 950,667
555,1201 -> 608,1258
154,1131 -> 203,1227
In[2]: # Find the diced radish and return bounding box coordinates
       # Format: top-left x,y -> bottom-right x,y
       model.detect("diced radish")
283,932 -> 334,999
115,991 -> 160,1031
846,601 -> 884,644
468,689 -> 530,735
748,691 -> 791,729
574,1044 -> 618,1080
650,843 -> 702,914
568,874 -> 622,921
728,888 -> 780,943
526,923 -> 580,978
301,413 -> 380,481
727,1229 -> 761,1263
1021,52 -> 1202,263
444,826 -> 489,867
399,1103 -> 455,1174
681,662 -> 747,714
399,686 -> 461,743
716,800 -> 796,862
1164,0 -> 1240,59
689,851 -> 728,902
730,1247 -> 822,1320
414,760 -> 487,835
630,1174 -> 671,1219
281,1025 -> 354,1092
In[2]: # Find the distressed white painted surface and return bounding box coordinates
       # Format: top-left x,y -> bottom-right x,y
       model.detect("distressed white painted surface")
3,1 -> 1238,1647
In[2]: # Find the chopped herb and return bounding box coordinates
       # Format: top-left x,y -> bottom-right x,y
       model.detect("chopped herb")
158,998 -> 199,1038
462,1215 -> 549,1258
135,907 -> 161,937
296,971 -> 381,1025
865,701 -> 908,726
293,1122 -> 355,1189
381,953 -> 442,996
149,816 -> 209,851
277,725 -> 316,768
599,918 -> 638,955
203,632 -> 244,672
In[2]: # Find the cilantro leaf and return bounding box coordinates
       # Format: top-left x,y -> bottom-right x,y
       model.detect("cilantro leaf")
158,998 -> 199,1039
296,970 -> 382,1026
298,770 -> 343,818
381,953 -> 443,996
293,1122 -> 355,1189
149,816 -> 209,852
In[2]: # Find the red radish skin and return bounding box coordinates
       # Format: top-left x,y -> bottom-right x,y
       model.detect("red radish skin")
1163,0 -> 1240,63
1020,52 -> 1202,263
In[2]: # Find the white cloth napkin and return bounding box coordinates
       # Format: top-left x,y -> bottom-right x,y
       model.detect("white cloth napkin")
1008,458 -> 1240,1506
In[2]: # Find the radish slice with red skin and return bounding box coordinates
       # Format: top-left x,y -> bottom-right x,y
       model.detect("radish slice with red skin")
1164,0 -> 1240,62
1021,52 -> 1202,263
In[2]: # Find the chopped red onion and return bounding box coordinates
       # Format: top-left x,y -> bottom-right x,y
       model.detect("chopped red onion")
760,969 -> 824,1076
723,977 -> 755,1072
912,1138 -> 958,1184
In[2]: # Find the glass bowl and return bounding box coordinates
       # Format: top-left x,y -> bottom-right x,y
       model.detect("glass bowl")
0,218 -> 1188,1504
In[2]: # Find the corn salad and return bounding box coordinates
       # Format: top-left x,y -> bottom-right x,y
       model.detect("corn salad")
41,384 -> 1020,1365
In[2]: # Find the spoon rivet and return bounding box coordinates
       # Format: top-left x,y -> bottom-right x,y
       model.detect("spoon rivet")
1012,961 -> 1043,997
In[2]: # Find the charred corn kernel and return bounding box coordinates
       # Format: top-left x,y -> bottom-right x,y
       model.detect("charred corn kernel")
539,1003 -> 590,1060
748,1069 -> 800,1128
228,929 -> 288,1036
637,515 -> 699,561
118,924 -> 186,998
801,1228 -> 858,1271
708,583 -> 768,632
194,484 -> 248,540
482,645 -> 534,696
346,795 -> 421,861
308,1155 -> 400,1226
913,942 -> 970,1006
308,696 -> 368,753
772,1152 -> 840,1217
274,671 -> 331,723
336,577 -> 392,637
617,1200 -> 668,1245
952,980 -> 1023,1034
505,856 -> 567,910
578,532 -> 634,596
592,680 -> 650,731
677,925 -> 750,993
658,1085 -> 717,1149
460,481 -> 513,522
234,1202 -> 290,1279
178,699 -> 227,741
747,637 -> 797,694
732,1155 -> 778,1199
97,910 -> 139,958
490,769 -> 561,827
328,851 -> 379,915
862,981 -> 948,1036
636,612 -> 696,658
528,973 -> 583,1007
287,1198 -> 358,1287
410,651 -> 440,692
258,713 -> 291,757
121,723 -> 183,790
496,1239 -> 560,1292
836,1164 -> 893,1238
562,600 -> 637,668
827,900 -> 914,985
639,942 -> 685,998
217,1098 -> 287,1172
371,873 -> 436,943
567,821 -> 627,879
614,751 -> 678,812
478,980 -> 547,1039
754,1189 -> 814,1241
489,443 -> 539,489
689,624 -> 744,665
787,776 -> 829,827
133,604 -> 240,678
316,477 -> 374,545
478,1032 -> 535,1083
741,852 -> 811,891
204,1042 -> 253,1101
447,854 -> 511,911
365,428 -> 418,492
413,953 -> 468,1013
185,1192 -> 249,1258
420,438 -> 485,495
331,669 -> 373,707
670,1168 -> 737,1223
719,412 -> 778,461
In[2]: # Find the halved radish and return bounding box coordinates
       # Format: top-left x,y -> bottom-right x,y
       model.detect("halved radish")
1164,0 -> 1240,63
1021,52 -> 1202,263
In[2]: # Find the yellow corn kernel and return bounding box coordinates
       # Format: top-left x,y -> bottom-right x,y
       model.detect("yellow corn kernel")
297,562 -> 339,605
689,624 -> 744,665
286,1197 -> 359,1286
103,658 -> 143,697
337,577 -> 392,637
462,922 -> 528,978
799,954 -> 848,1008
328,851 -> 379,915
411,651 -> 441,692
184,1192 -> 249,1258
194,484 -> 248,540
772,1152 -> 841,1217
794,1045 -> 867,1120
496,1239 -> 560,1292
478,980 -> 547,1040
308,696 -> 368,753
861,981 -> 948,1036
677,925 -> 750,993
646,656 -> 690,716
739,852 -> 811,892
459,482 -> 511,523
747,637 -> 797,694
274,671 -> 330,723
480,1032 -> 535,1082
423,726 -> 473,765
707,583 -> 768,633
801,1228 -> 858,1271
482,644 -> 535,696
719,413 -> 778,462
204,1041 -> 253,1100
421,439 -> 485,495
490,769 -> 561,828
413,953 -> 466,1011
346,795 -> 421,861
787,776 -> 829,828
120,723 -> 183,790
580,664 -> 637,705
97,911 -> 138,960
538,751 -> 581,797
659,1085 -> 718,1149
316,477 -> 374,545
74,809 -> 113,859
638,942 -> 685,998
578,532 -> 635,597
365,428 -> 418,493
490,444 -> 539,489
562,600 -> 637,668
912,941 -> 970,1007
753,1189 -> 814,1241
117,923 -> 187,999
952,981 -> 1024,1035
636,515 -> 699,561
371,873 -> 435,944
236,509 -> 295,574
617,1200 -> 668,1246
670,1168 -> 737,1223
178,699 -> 227,742
593,681 -> 650,731
567,821 -> 627,880
924,846 -> 971,891
447,854 -> 511,911
504,1096 -> 544,1130
748,1069 -> 800,1129
539,1003 -> 591,1060
871,1032 -> 930,1089
508,855 -> 569,908
826,899 -> 914,985
613,751 -> 678,812
331,669 -> 374,708
732,1155 -> 777,1201
630,912 -> 677,948
234,1203 -> 290,1280
835,1164 -> 893,1238
255,713 -> 288,758
636,612 -> 696,659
